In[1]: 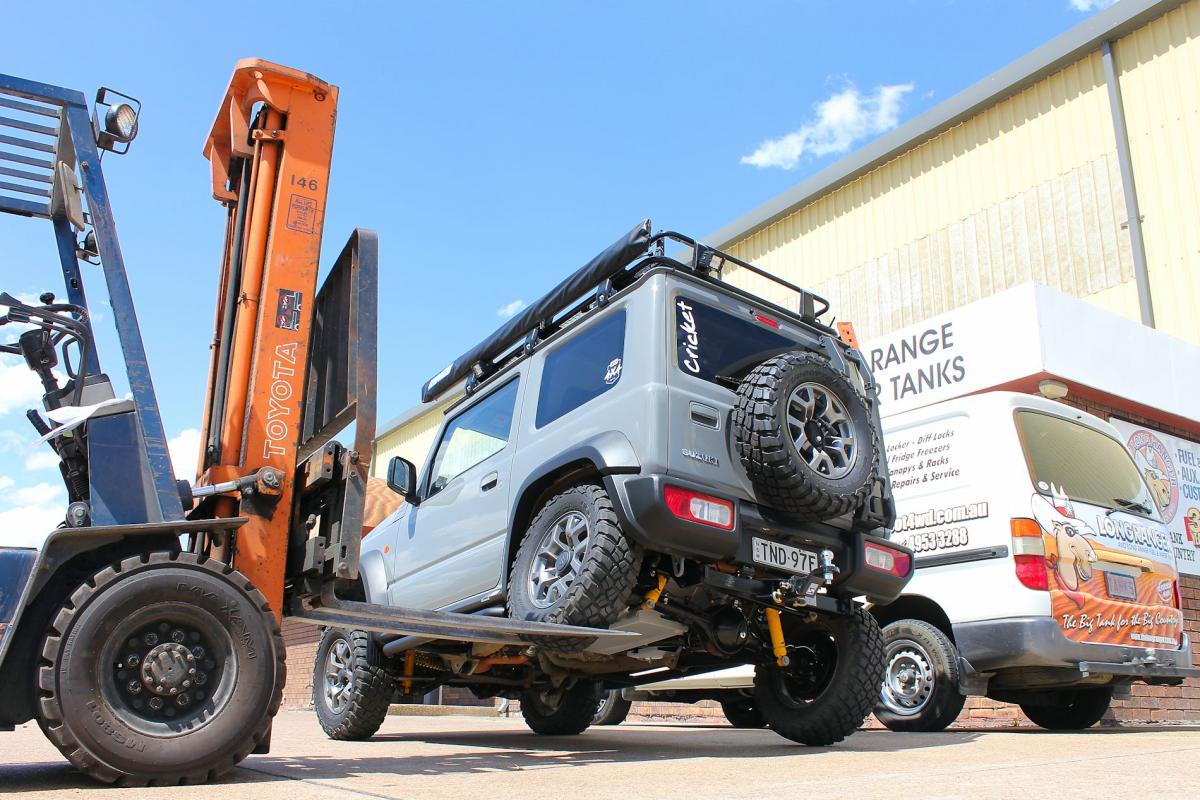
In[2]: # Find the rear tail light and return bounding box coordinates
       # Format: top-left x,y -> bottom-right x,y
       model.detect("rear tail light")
664,486 -> 734,530
1011,518 -> 1048,591
863,542 -> 912,577
1173,580 -> 1182,610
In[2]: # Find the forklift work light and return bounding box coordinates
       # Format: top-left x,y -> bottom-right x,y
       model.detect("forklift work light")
92,87 -> 141,154
104,103 -> 138,142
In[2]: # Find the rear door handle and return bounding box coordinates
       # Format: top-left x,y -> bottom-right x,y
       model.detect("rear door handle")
480,472 -> 499,492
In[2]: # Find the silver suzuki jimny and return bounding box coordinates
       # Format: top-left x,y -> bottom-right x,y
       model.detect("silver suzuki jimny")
313,221 -> 912,745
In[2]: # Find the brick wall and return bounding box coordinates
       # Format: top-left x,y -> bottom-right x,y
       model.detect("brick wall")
281,619 -> 319,710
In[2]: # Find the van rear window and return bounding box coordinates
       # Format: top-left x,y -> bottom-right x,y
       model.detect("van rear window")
675,296 -> 796,386
1015,411 -> 1160,519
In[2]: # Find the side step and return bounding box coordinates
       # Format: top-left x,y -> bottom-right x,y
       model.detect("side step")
289,588 -> 637,646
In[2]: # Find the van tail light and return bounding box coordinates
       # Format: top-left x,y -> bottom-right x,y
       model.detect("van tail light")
1011,518 -> 1048,591
1173,580 -> 1182,610
863,542 -> 912,577
664,486 -> 734,530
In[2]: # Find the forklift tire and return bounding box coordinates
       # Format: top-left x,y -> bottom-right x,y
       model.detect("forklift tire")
753,607 -> 884,746
733,351 -> 877,522
520,680 -> 602,735
36,552 -> 284,786
313,628 -> 395,740
508,483 -> 641,652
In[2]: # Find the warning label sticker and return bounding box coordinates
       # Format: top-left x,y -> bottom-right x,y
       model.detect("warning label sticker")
285,193 -> 317,234
275,289 -> 302,331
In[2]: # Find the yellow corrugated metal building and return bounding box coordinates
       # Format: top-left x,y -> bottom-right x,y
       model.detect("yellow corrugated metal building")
714,0 -> 1199,348
376,0 -> 1199,474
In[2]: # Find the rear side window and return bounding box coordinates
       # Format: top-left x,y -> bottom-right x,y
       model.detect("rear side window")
536,310 -> 626,428
1015,411 -> 1160,519
676,295 -> 796,386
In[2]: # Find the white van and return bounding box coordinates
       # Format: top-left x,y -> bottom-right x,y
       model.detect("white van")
626,392 -> 1197,731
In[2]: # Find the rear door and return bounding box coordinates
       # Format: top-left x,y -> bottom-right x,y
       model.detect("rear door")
1015,410 -> 1184,649
387,378 -> 523,610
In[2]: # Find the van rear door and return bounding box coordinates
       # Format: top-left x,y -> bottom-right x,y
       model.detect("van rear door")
1014,411 -> 1184,649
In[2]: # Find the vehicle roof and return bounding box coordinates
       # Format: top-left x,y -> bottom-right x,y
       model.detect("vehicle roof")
882,390 -> 1120,439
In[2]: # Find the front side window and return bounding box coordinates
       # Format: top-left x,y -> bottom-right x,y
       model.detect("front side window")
1016,411 -> 1160,519
428,379 -> 520,496
675,295 -> 796,386
535,310 -> 626,427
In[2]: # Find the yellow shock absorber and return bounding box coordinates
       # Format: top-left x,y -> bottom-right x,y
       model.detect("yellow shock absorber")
402,650 -> 416,695
642,574 -> 668,610
765,607 -> 789,667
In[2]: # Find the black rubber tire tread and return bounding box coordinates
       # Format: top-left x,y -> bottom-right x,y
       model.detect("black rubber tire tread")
1019,687 -> 1113,730
520,681 -> 601,735
720,696 -> 767,729
508,483 -> 641,652
733,351 -> 878,521
592,689 -> 633,726
874,619 -> 966,732
313,628 -> 395,741
35,551 -> 284,787
754,607 -> 885,746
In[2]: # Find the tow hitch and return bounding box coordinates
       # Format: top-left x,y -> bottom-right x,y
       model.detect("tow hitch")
773,548 -> 839,606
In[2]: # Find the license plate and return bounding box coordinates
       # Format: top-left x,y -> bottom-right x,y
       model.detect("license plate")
751,537 -> 819,575
1105,572 -> 1138,601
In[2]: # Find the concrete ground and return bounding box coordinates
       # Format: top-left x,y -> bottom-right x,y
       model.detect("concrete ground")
3,711 -> 1199,800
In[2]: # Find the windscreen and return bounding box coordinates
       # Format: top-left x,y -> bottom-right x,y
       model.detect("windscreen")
1016,410 -> 1160,519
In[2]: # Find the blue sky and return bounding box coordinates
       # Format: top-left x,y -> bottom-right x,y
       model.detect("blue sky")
0,0 -> 1116,539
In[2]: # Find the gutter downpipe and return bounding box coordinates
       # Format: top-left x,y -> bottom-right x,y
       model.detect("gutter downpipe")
1101,39 -> 1155,328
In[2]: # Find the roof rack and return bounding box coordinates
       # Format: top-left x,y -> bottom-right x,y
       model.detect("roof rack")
420,220 -> 832,404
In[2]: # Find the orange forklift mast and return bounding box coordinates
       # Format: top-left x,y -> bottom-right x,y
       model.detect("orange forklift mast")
195,60 -> 341,616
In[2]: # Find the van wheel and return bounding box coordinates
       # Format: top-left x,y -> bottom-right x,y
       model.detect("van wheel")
874,619 -> 965,732
754,607 -> 884,746
36,552 -> 283,786
313,628 -> 394,740
520,680 -> 601,735
720,695 -> 766,728
733,352 -> 877,521
508,483 -> 642,652
1019,687 -> 1113,730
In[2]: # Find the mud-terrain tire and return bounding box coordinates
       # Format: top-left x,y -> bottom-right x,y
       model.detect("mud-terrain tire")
592,689 -> 632,726
313,628 -> 395,740
508,483 -> 641,652
36,552 -> 284,786
720,695 -> 767,728
754,607 -> 885,746
521,680 -> 602,735
733,351 -> 877,521
874,619 -> 966,732
1019,687 -> 1113,730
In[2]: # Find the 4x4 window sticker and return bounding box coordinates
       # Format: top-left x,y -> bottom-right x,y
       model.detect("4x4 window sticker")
674,292 -> 796,387
425,377 -> 521,497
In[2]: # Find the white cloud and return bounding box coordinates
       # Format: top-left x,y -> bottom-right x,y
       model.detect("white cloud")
168,428 -> 202,481
0,504 -> 64,548
0,357 -> 45,416
496,299 -> 526,319
5,481 -> 64,506
741,82 -> 915,170
25,450 -> 61,471
1069,0 -> 1116,11
0,476 -> 13,492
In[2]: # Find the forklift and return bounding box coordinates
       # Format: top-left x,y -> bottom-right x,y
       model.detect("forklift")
0,60 -> 628,785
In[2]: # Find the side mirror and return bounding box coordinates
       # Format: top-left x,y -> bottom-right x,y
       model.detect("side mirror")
386,456 -> 419,504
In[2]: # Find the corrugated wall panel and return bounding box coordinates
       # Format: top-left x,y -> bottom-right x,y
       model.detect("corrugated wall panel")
799,154 -> 1134,340
1115,0 -> 1200,345
726,50 -> 1117,300
372,407 -> 445,476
